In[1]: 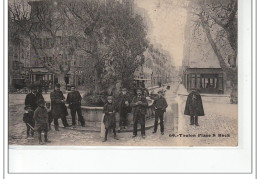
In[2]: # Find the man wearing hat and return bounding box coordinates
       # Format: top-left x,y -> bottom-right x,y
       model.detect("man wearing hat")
66,86 -> 85,127
50,83 -> 70,131
117,88 -> 132,131
184,88 -> 204,126
152,90 -> 168,135
130,88 -> 148,138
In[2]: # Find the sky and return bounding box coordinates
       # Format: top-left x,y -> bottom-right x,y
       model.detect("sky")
135,0 -> 188,67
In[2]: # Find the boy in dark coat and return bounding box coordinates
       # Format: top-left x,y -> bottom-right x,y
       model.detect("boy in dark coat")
23,105 -> 35,138
34,99 -> 51,145
50,83 -> 70,131
117,88 -> 131,131
152,90 -> 168,135
184,89 -> 204,126
66,86 -> 85,126
131,89 -> 148,138
103,96 -> 119,142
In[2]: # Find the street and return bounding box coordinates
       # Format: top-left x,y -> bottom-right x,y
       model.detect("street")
8,81 -> 237,146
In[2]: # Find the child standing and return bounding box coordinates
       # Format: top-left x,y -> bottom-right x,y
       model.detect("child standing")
34,99 -> 51,145
23,105 -> 35,138
103,96 -> 119,142
152,90 -> 168,135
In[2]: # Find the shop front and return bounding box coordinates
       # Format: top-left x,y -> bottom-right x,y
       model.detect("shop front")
183,68 -> 224,94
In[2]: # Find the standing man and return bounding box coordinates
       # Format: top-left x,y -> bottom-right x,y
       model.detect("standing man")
66,86 -> 85,127
184,88 -> 204,126
152,90 -> 168,135
117,88 -> 131,131
131,88 -> 148,138
25,89 -> 38,111
50,83 -> 70,131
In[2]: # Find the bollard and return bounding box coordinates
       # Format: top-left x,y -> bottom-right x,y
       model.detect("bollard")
100,114 -> 105,138
165,102 -> 178,133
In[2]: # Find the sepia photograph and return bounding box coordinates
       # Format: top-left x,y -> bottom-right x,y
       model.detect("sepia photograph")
8,0 -> 238,147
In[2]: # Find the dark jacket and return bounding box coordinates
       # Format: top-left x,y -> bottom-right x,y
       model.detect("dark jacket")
34,106 -> 48,130
25,93 -> 37,110
103,103 -> 116,129
117,93 -> 132,113
184,91 -> 204,116
50,90 -> 68,119
66,91 -> 82,108
23,111 -> 34,124
130,95 -> 148,116
153,96 -> 168,112
36,92 -> 44,104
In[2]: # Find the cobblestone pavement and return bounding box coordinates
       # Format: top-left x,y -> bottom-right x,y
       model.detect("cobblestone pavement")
176,87 -> 238,146
8,82 -> 237,146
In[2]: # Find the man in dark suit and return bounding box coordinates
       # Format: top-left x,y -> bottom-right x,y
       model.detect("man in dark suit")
131,88 -> 148,138
50,83 -> 70,131
152,90 -> 168,135
66,86 -> 85,127
117,88 -> 132,131
184,88 -> 204,126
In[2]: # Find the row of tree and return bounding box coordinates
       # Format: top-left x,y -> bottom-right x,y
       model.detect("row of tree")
9,0 -> 149,95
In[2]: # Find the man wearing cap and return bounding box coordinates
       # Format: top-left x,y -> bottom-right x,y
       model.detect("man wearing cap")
117,88 -> 132,131
152,90 -> 168,135
184,88 -> 204,126
130,88 -> 148,138
50,83 -> 70,131
66,86 -> 85,127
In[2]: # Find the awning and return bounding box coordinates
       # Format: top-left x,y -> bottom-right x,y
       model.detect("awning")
134,78 -> 151,81
29,68 -> 51,74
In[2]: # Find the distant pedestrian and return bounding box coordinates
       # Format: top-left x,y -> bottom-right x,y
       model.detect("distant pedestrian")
184,88 -> 204,126
33,99 -> 51,145
103,96 -> 119,142
152,90 -> 168,135
117,88 -> 132,131
131,88 -> 148,138
66,86 -> 85,127
23,105 -> 35,138
25,89 -> 37,111
50,83 -> 70,131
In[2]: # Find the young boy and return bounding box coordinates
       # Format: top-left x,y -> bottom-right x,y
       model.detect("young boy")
103,96 -> 119,142
152,90 -> 168,135
34,99 -> 51,145
23,105 -> 35,138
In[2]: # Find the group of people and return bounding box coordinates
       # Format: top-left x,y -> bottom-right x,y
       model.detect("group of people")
22,82 -> 204,145
23,83 -> 85,144
102,88 -> 168,142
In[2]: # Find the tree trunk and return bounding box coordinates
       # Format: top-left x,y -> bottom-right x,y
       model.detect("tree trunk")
200,14 -> 237,99
57,73 -> 67,92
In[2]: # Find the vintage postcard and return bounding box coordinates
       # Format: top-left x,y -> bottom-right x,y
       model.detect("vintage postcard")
8,0 -> 238,146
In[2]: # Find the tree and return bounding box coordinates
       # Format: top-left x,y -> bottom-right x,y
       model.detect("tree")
187,0 -> 237,98
64,0 -> 148,94
9,0 -> 76,90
